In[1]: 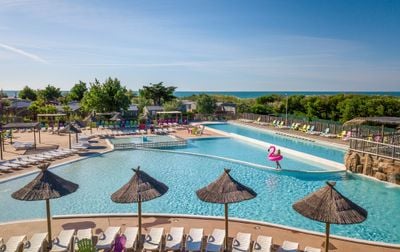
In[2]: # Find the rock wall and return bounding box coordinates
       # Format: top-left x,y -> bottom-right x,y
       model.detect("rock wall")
345,151 -> 400,184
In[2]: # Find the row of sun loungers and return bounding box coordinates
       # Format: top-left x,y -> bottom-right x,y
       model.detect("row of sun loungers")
0,227 -> 321,252
0,149 -> 78,174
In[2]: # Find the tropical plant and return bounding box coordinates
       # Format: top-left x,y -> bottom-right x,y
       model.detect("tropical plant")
196,94 -> 216,114
139,82 -> 176,105
18,86 -> 37,101
37,84 -> 62,102
68,81 -> 87,101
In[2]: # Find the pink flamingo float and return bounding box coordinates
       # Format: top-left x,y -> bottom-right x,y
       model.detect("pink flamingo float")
267,145 -> 283,169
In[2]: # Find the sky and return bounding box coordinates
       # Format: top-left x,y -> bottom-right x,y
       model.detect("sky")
0,0 -> 399,91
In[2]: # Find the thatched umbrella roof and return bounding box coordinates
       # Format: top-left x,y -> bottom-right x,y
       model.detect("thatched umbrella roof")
83,114 -> 97,123
111,166 -> 168,249
343,117 -> 400,127
196,169 -> 256,251
110,113 -> 123,121
292,182 -> 367,252
11,163 -> 78,247
59,123 -> 82,133
111,166 -> 168,203
12,163 -> 79,201
196,168 -> 257,204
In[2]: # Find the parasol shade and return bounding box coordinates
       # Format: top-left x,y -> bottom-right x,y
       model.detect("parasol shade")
196,168 -> 256,204
12,163 -> 79,201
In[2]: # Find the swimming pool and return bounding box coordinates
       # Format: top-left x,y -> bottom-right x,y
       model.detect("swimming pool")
206,123 -> 346,163
0,140 -> 399,244
110,135 -> 178,144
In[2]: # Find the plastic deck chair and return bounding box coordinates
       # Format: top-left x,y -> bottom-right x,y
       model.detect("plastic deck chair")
77,239 -> 95,252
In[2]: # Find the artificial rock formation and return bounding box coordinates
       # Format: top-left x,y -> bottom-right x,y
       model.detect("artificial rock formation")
344,150 -> 400,185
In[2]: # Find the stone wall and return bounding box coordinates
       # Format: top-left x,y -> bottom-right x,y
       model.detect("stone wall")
345,150 -> 400,184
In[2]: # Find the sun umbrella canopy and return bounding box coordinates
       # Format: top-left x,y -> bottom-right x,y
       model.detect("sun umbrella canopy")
292,182 -> 367,225
59,123 -> 82,134
110,113 -> 123,121
343,117 -> 400,127
111,166 -> 169,203
196,168 -> 257,204
12,163 -> 79,201
83,114 -> 97,123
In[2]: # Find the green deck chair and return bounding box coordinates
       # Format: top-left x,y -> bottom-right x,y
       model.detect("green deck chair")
77,238 -> 95,252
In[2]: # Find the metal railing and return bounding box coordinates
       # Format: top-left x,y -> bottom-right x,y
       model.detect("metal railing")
113,138 -> 187,150
349,138 -> 400,161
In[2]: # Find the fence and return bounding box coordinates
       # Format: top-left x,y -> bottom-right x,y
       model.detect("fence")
238,113 -> 396,136
113,138 -> 187,150
349,138 -> 400,161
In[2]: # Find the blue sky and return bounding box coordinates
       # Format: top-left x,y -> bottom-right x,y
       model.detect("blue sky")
0,0 -> 399,91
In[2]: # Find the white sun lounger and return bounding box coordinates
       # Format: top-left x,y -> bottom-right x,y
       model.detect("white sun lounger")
0,235 -> 27,252
0,162 -> 21,169
232,232 -> 251,252
253,235 -> 272,252
277,240 -> 299,252
304,246 -> 321,252
205,229 -> 225,252
0,165 -> 12,172
95,226 -> 120,250
74,228 -> 92,250
24,233 -> 48,252
143,227 -> 164,251
165,227 -> 184,251
123,227 -> 138,250
185,228 -> 203,252
50,229 -> 75,252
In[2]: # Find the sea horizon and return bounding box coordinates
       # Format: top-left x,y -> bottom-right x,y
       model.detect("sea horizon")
2,90 -> 400,99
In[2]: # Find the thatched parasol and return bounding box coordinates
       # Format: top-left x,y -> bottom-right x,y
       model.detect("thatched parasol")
60,123 -> 82,148
111,166 -> 168,248
196,168 -> 257,251
11,163 -> 78,248
343,117 -> 400,127
84,114 -> 97,134
110,113 -> 123,121
292,181 -> 367,252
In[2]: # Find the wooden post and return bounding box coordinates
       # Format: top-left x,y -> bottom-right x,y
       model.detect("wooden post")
33,128 -> 36,149
38,128 -> 41,144
224,203 -> 229,251
46,199 -> 52,249
0,130 -> 2,160
325,222 -> 330,252
69,132 -> 71,149
138,198 -> 142,250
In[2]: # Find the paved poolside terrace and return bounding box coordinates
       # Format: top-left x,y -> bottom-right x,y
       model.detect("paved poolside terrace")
1,214 -> 398,252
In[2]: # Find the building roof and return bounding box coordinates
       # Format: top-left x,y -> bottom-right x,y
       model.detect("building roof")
9,99 -> 31,109
181,100 -> 196,105
128,104 -> 139,111
145,106 -> 164,111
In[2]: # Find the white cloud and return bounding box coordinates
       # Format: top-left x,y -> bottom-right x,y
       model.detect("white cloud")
0,43 -> 47,63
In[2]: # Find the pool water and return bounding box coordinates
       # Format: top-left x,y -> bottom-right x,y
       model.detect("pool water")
181,138 -> 330,171
206,123 -> 346,163
0,149 -> 399,244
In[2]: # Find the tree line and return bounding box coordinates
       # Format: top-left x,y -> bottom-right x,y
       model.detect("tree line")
3,78 -> 400,123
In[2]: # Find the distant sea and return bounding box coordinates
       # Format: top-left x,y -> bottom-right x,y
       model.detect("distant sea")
2,90 -> 400,99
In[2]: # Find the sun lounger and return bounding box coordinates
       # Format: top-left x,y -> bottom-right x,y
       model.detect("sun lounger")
0,165 -> 13,173
143,227 -> 164,251
95,226 -> 121,250
24,233 -> 48,252
123,227 -> 138,250
165,227 -> 184,251
74,228 -> 92,250
304,246 -> 321,252
50,229 -> 75,252
185,228 -> 203,252
232,232 -> 251,252
0,162 -> 22,169
277,240 -> 299,252
205,229 -> 225,252
253,235 -> 272,252
0,235 -> 27,252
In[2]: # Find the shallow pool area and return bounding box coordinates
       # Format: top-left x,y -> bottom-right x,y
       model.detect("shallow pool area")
0,147 -> 399,244
206,123 -> 346,163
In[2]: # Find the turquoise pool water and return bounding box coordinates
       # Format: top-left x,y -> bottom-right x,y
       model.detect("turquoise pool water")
181,138 -> 329,171
206,123 -> 346,163
0,148 -> 399,244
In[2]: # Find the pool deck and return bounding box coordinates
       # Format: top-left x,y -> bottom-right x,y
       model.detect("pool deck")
0,214 -> 398,252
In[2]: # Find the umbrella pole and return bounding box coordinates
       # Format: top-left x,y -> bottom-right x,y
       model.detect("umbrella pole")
325,222 -> 330,252
68,132 -> 71,149
224,203 -> 228,252
46,199 -> 52,249
138,200 -> 142,250
76,133 -> 78,143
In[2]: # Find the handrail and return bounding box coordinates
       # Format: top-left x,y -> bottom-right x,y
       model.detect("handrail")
348,138 -> 400,161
